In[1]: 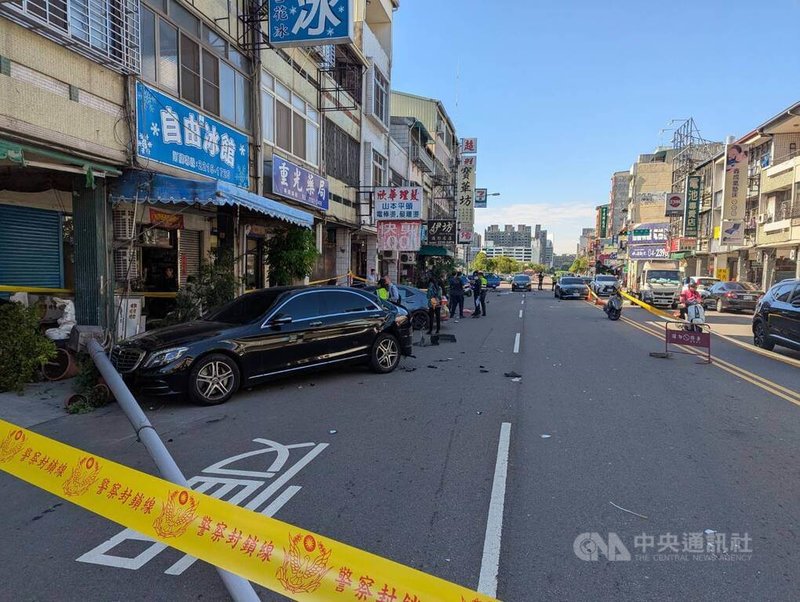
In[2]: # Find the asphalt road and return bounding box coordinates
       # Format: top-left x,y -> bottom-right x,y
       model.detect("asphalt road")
1,286 -> 799,601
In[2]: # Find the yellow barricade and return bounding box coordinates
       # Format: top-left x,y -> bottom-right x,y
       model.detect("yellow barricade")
0,284 -> 74,295
0,419 -> 497,602
307,274 -> 350,286
618,290 -> 676,321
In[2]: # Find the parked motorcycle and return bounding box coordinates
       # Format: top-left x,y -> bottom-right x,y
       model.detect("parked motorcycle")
604,288 -> 623,321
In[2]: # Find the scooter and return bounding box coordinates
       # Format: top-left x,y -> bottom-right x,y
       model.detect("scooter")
684,300 -> 706,332
604,288 -> 623,321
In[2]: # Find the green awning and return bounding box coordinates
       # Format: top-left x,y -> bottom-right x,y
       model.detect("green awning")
670,251 -> 695,260
418,245 -> 453,257
0,140 -> 24,164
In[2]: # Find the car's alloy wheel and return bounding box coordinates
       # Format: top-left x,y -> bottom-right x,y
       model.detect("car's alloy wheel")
189,354 -> 240,405
370,333 -> 400,373
716,298 -> 724,313
753,321 -> 775,351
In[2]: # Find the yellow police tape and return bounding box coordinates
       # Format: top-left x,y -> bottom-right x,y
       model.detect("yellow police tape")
587,287 -> 676,321
0,419 -> 496,602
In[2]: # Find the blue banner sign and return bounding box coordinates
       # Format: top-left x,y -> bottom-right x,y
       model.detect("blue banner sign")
135,82 -> 249,187
272,155 -> 329,211
268,0 -> 354,47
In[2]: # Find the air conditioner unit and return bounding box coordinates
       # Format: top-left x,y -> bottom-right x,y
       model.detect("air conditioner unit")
114,247 -> 140,281
757,213 -> 768,224
400,254 -> 411,263
382,250 -> 395,259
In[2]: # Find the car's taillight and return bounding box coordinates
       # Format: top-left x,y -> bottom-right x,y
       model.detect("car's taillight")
725,292 -> 736,298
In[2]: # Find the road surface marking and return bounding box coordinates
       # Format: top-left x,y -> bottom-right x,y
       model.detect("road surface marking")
478,422 -> 511,598
521,300 -> 524,305
513,333 -> 521,353
78,438 -> 328,574
519,309 -> 523,319
618,315 -> 800,408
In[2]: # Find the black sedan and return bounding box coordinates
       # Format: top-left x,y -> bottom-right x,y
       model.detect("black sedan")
511,274 -> 532,292
704,281 -> 764,313
753,278 -> 800,352
555,277 -> 590,300
110,286 -> 413,405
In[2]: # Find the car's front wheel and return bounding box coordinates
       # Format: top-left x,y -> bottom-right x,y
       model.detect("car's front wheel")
188,354 -> 240,405
370,333 -> 401,373
753,320 -> 775,351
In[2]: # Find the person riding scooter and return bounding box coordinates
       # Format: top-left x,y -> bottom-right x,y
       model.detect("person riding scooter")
604,285 -> 623,320
679,281 -> 705,331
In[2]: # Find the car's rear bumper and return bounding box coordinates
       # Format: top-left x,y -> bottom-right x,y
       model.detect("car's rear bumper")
723,299 -> 758,311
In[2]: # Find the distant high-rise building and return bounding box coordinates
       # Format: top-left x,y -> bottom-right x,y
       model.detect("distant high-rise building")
485,224 -> 532,247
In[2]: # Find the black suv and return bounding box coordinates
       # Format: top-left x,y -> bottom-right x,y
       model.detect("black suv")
752,279 -> 800,352
111,286 -> 413,405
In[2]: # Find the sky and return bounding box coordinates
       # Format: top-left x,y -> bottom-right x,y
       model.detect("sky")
390,0 -> 800,254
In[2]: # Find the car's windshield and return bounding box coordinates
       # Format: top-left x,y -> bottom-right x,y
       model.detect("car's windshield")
205,290 -> 284,324
596,276 -> 617,281
728,282 -> 759,291
647,271 -> 681,284
514,276 -> 530,282
561,278 -> 584,285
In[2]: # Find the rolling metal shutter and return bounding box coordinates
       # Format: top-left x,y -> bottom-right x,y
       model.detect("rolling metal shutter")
179,229 -> 201,286
0,204 -> 63,288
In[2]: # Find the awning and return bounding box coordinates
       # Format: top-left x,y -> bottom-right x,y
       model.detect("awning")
418,245 -> 454,257
670,251 -> 695,260
110,171 -> 313,228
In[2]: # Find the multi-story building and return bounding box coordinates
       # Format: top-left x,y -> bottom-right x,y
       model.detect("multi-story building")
485,224 -> 532,247
609,171 -> 630,237
544,238 -> 554,267
0,0 -> 407,337
483,246 -> 533,263
577,228 -> 595,256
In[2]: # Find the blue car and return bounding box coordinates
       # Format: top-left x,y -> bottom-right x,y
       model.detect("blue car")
485,273 -> 502,289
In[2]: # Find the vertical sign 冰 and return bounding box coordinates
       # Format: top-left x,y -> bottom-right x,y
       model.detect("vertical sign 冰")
683,175 -> 701,237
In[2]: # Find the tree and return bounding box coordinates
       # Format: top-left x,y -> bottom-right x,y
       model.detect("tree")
529,263 -> 547,274
494,256 -> 520,274
472,251 -> 490,272
570,256 -> 590,274
265,227 -> 320,286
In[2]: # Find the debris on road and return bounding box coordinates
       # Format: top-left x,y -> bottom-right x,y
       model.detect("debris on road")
404,367 -> 417,373
609,501 -> 648,520
511,377 -> 522,383
427,365 -> 438,369
328,430 -> 337,435
504,371 -> 522,378
480,369 -> 490,373
541,434 -> 552,439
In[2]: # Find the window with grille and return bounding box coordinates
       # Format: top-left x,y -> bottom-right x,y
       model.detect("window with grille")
0,0 -> 140,74
373,68 -> 389,125
372,151 -> 387,187
261,70 -> 319,166
324,119 -> 359,188
138,0 -> 251,131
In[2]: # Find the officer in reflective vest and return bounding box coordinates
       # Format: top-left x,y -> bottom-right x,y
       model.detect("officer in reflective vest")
479,272 -> 488,316
376,278 -> 390,301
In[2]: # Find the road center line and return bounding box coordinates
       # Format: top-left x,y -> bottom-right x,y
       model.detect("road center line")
513,333 -> 521,353
519,309 -> 523,319
478,422 -> 511,597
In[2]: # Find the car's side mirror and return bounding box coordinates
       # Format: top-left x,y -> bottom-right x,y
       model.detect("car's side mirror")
269,314 -> 293,327
792,299 -> 800,308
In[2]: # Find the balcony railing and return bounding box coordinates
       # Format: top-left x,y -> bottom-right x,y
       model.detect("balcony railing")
0,0 -> 140,74
410,142 -> 434,174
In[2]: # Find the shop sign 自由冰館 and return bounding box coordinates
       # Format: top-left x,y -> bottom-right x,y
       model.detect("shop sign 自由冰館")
135,82 -> 249,188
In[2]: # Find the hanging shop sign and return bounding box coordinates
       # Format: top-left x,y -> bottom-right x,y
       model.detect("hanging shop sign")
135,82 -> 249,188
376,221 -> 422,252
683,175 -> 701,237
460,138 -> 478,154
629,245 -> 669,260
148,208 -> 184,230
458,229 -> 474,245
598,205 -> 609,238
720,220 -> 745,246
272,156 -> 329,210
268,0 -> 354,47
474,188 -> 488,209
629,222 -> 669,246
665,192 -> 685,217
723,143 -> 748,221
456,156 -> 477,226
374,187 -> 422,220
426,220 -> 456,245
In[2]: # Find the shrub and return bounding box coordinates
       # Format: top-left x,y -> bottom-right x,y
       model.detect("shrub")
0,302 -> 57,393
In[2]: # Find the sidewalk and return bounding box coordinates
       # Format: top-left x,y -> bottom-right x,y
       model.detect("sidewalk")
0,379 -> 74,428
